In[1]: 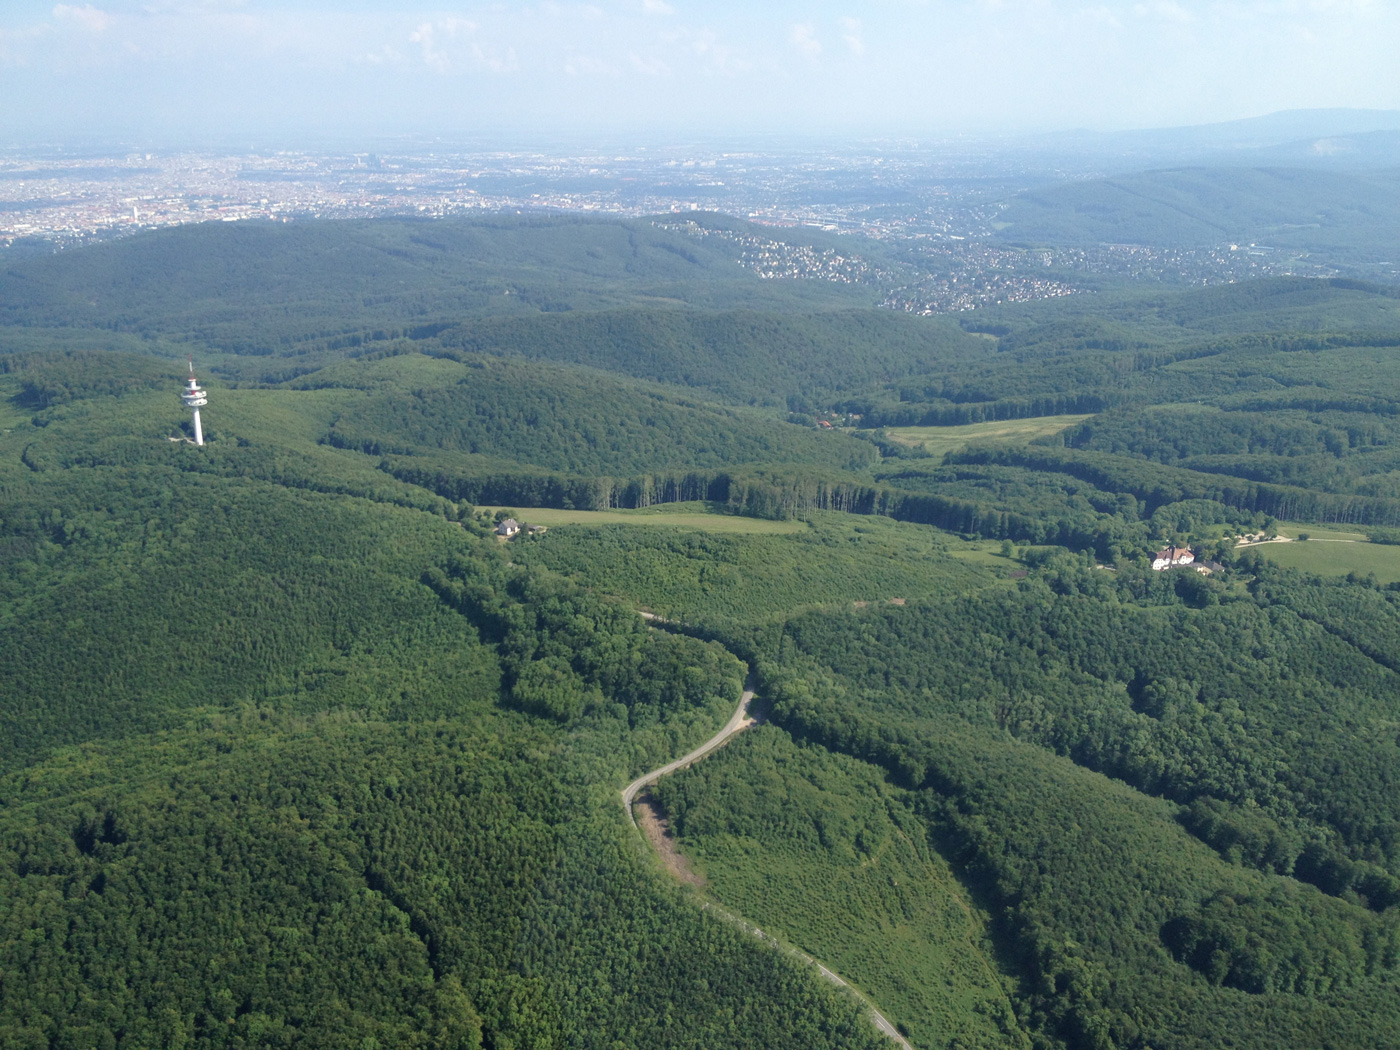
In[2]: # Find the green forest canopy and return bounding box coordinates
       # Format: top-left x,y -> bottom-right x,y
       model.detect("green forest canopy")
4,214 -> 1400,1050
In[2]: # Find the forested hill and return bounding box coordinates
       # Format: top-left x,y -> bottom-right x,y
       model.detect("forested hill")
992,166 -> 1400,255
6,213 -> 1400,1050
0,352 -> 890,1050
0,214 -> 996,404
0,213 -> 871,339
306,352 -> 879,476
428,308 -> 985,406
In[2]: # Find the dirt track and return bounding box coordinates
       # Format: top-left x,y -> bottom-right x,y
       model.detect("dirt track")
621,668 -> 914,1050
621,680 -> 757,826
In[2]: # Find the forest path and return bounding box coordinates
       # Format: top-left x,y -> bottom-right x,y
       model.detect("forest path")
622,666 -> 915,1050
621,677 -> 758,827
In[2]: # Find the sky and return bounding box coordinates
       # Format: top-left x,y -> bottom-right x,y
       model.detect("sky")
3,0 -> 1400,146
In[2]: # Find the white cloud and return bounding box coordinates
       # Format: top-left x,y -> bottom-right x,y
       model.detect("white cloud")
672,26 -> 714,55
471,40 -> 517,73
409,20 -> 446,71
1133,1 -> 1194,22
409,17 -> 494,73
839,17 -> 864,55
540,1 -> 604,20
564,52 -> 617,75
362,43 -> 404,66
133,1 -> 251,13
630,51 -> 669,74
52,4 -> 111,33
790,22 -> 821,59
3,0 -> 1399,139
0,23 -> 51,67
658,24 -> 747,74
1253,0 -> 1380,11
1079,5 -> 1125,29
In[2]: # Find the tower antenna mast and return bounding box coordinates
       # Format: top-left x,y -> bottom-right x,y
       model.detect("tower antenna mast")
181,358 -> 208,446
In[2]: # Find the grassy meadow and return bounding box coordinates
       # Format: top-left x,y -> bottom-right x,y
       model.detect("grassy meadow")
477,502 -> 807,534
0,383 -> 31,431
1254,537 -> 1400,583
1271,524 -> 1370,542
1239,522 -> 1400,582
884,414 -> 1093,459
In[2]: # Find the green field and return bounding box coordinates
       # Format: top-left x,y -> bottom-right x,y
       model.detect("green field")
943,540 -> 1035,567
1254,538 -> 1400,583
477,502 -> 807,534
0,378 -> 33,430
885,414 -> 1094,459
1273,524 -> 1370,542
512,511 -> 1008,623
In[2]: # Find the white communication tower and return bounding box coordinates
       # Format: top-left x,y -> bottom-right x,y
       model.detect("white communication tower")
181,359 -> 208,446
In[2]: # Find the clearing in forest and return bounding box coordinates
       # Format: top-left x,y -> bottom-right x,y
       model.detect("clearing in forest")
652,727 -> 1029,1050
885,414 -> 1093,459
634,792 -> 707,888
1256,536 -> 1400,583
475,502 -> 806,534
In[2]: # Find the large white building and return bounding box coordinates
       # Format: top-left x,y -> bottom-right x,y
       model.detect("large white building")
1152,545 -> 1195,571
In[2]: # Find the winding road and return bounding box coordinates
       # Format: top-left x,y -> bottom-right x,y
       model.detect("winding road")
621,678 -> 758,826
621,668 -> 915,1050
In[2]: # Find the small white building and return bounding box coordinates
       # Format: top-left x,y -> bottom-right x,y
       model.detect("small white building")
496,518 -> 521,538
1152,545 -> 1195,571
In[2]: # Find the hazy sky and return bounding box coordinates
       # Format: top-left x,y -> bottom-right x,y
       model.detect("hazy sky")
3,1 -> 1399,144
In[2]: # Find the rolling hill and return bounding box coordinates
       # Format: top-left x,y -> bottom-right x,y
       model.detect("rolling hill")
6,215 -> 1400,1050
993,167 -> 1400,258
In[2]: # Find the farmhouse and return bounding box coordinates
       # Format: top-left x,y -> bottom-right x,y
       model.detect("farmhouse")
1152,545 -> 1195,571
496,518 -> 521,538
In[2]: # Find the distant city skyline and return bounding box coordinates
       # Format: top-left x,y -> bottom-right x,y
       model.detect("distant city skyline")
3,1 -> 1400,145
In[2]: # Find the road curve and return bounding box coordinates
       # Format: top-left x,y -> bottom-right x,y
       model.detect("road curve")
621,670 -> 914,1050
621,677 -> 757,826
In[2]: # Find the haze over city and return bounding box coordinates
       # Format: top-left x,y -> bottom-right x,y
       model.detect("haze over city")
3,0 -> 1400,143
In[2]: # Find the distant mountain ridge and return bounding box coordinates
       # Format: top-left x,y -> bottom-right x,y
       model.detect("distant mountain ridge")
1015,108 -> 1400,172
1110,108 -> 1400,149
993,166 -> 1400,260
